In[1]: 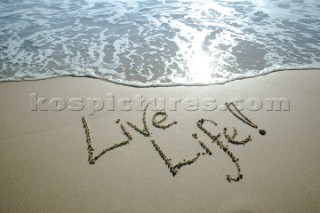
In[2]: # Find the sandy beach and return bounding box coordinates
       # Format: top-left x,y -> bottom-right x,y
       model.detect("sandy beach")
0,69 -> 320,213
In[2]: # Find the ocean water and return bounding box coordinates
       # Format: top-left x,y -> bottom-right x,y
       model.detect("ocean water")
0,0 -> 319,86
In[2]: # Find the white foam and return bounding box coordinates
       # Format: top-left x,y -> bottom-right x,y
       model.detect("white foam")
0,0 -> 319,86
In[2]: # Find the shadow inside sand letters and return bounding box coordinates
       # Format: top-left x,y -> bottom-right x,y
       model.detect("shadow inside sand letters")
81,102 -> 266,182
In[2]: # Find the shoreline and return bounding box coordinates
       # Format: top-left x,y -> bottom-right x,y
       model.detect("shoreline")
0,69 -> 320,212
1,67 -> 320,88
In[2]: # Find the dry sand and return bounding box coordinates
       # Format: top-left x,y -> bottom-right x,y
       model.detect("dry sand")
0,69 -> 319,212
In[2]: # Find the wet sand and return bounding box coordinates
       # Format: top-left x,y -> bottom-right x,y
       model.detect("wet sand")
0,69 -> 319,212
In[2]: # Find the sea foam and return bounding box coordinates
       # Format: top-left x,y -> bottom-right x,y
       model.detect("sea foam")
0,0 -> 319,86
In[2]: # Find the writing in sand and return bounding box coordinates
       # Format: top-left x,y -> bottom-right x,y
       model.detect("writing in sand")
81,102 -> 266,182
